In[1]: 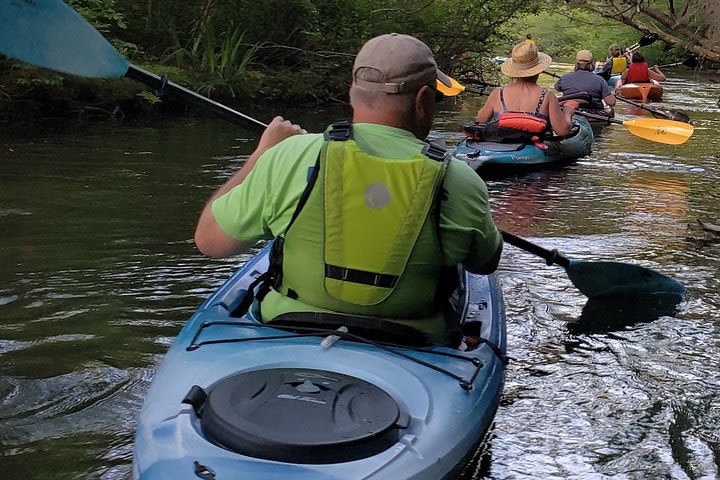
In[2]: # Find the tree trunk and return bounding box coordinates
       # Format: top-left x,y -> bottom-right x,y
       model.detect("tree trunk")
568,0 -> 720,63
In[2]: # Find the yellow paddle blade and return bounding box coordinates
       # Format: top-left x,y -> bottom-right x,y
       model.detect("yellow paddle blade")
436,76 -> 466,96
623,118 -> 694,145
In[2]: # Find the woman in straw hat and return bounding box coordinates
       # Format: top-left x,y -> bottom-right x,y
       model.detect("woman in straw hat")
476,42 -> 576,137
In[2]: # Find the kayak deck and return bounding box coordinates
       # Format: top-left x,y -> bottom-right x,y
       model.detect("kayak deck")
133,244 -> 507,480
452,117 -> 594,176
617,81 -> 663,102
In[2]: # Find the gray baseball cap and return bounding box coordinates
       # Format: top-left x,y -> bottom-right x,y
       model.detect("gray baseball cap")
352,33 -> 451,94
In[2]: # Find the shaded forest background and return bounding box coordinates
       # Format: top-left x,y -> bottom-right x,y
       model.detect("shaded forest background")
0,0 -> 717,123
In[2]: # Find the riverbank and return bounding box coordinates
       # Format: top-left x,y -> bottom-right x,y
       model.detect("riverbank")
0,58 -> 352,128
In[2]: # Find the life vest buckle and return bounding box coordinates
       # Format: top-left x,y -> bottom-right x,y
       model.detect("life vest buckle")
421,143 -> 448,162
324,121 -> 353,141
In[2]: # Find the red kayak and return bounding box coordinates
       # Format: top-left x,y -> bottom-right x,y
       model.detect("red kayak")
617,81 -> 663,102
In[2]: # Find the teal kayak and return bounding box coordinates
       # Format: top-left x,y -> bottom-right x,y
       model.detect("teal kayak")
133,243 -> 508,479
452,117 -> 594,175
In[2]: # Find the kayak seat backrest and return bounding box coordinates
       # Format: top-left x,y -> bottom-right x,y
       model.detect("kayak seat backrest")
559,91 -> 591,105
462,123 -> 544,144
269,312 -> 433,347
464,141 -> 526,152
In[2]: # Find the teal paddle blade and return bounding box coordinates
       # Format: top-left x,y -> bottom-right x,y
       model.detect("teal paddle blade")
0,0 -> 128,77
566,260 -> 686,298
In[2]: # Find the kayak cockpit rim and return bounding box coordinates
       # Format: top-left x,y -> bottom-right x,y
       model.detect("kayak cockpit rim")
186,320 -> 508,391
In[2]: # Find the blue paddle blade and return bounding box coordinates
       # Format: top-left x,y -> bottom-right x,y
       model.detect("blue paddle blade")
566,260 -> 686,299
0,0 -> 128,78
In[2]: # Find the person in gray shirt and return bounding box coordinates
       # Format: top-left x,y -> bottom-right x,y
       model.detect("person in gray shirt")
555,50 -> 616,110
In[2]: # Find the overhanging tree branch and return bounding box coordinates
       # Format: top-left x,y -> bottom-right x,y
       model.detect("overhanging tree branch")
567,0 -> 720,62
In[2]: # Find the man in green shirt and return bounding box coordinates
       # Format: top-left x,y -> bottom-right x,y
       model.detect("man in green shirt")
195,33 -> 502,344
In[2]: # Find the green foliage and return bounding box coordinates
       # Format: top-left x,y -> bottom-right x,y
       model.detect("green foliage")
10,64 -> 65,88
66,0 -> 127,33
502,5 -> 664,63
66,0 -> 141,58
3,0 -> 551,111
136,90 -> 161,104
167,17 -> 261,98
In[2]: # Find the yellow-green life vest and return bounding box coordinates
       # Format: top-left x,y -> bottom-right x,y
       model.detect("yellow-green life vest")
271,122 -> 449,309
611,56 -> 627,75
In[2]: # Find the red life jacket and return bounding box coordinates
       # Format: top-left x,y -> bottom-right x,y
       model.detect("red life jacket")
625,62 -> 650,83
497,112 -> 548,133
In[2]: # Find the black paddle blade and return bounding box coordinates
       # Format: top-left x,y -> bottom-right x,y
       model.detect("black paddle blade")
566,260 -> 685,299
639,33 -> 659,47
648,108 -> 692,123
682,56 -> 700,68
568,293 -> 682,335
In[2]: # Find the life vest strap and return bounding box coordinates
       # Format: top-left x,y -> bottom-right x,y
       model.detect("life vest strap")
324,120 -> 352,141
325,264 -> 399,288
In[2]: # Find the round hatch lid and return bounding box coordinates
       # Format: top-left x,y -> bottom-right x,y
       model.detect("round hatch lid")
197,368 -> 408,464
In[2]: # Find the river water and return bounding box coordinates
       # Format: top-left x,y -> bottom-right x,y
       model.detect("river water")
1,74 -> 719,479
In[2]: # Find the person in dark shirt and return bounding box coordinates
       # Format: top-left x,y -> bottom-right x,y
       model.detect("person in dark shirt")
555,49 -> 616,110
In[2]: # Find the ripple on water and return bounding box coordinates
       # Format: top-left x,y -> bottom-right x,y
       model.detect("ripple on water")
0,366 -> 152,443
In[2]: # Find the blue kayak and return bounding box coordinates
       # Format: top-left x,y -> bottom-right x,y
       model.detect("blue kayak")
133,244 -> 507,479
452,117 -> 594,175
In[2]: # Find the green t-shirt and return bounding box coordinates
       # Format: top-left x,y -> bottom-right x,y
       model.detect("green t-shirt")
212,123 -> 501,342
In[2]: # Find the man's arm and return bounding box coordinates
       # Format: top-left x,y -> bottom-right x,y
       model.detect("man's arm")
471,241 -> 503,275
440,159 -> 503,275
648,65 -> 667,82
194,116 -> 305,257
600,80 -> 616,106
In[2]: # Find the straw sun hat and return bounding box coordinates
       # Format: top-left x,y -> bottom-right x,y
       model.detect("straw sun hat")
500,42 -> 552,78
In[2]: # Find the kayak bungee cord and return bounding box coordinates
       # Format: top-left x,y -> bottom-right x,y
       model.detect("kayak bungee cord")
186,321 -> 509,390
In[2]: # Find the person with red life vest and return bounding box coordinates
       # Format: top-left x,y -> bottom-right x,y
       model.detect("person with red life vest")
622,51 -> 666,84
476,42 -> 576,143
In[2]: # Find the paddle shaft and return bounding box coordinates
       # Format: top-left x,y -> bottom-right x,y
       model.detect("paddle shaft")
501,231 -> 570,268
614,95 -> 660,116
659,57 -> 698,68
574,111 -> 622,125
125,65 -> 267,133
614,95 -> 691,123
